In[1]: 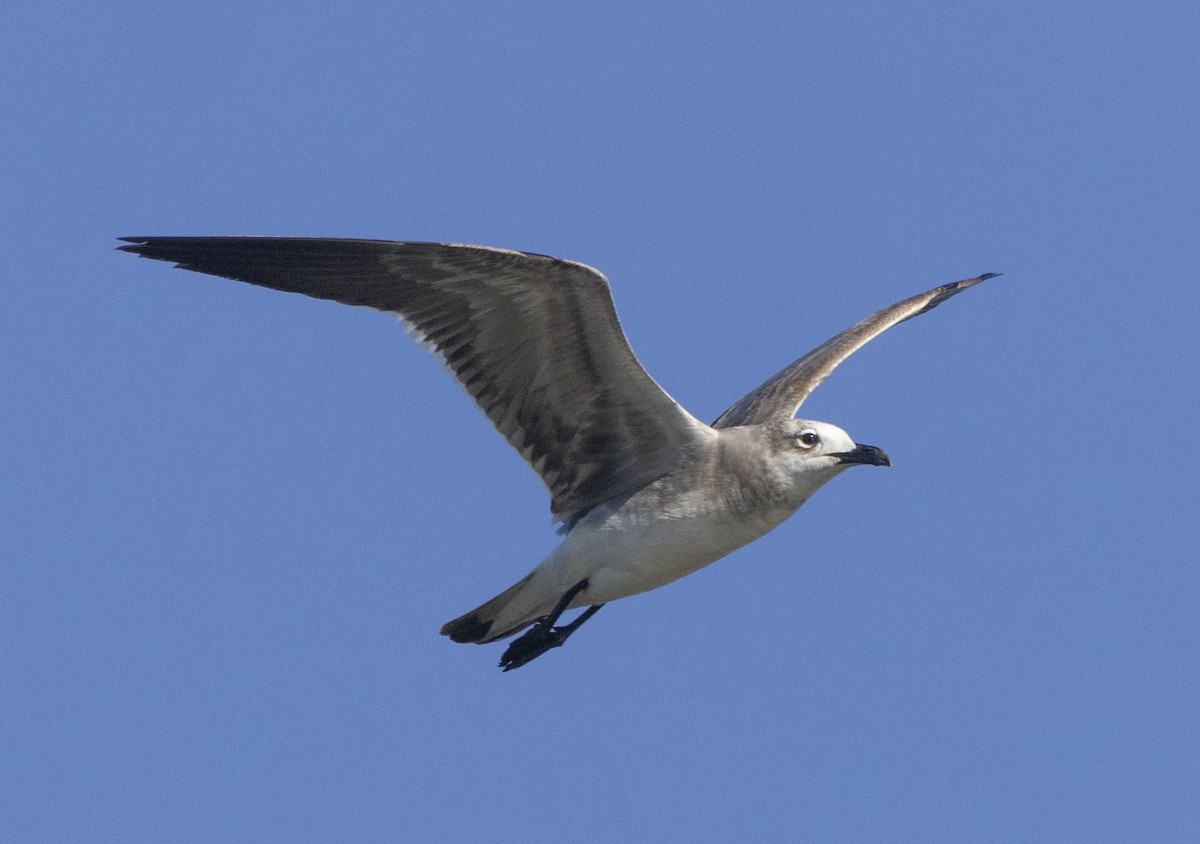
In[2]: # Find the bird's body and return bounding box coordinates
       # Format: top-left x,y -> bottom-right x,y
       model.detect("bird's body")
120,237 -> 997,670
467,420 -> 855,640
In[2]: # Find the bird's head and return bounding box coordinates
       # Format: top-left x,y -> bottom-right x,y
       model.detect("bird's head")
762,419 -> 891,499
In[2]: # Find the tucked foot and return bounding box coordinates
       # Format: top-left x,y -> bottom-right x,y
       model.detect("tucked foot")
499,601 -> 605,672
499,622 -> 573,671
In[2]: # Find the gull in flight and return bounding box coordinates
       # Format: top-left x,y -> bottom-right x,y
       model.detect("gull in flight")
120,237 -> 999,671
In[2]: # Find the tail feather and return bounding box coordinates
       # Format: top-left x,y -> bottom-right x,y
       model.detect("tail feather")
440,572 -> 536,644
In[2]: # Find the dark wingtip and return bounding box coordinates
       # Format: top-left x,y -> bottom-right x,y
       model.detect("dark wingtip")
952,272 -> 1002,291
913,272 -> 1001,318
117,237 -> 152,255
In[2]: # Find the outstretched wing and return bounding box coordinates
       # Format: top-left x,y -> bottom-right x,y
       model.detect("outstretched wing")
712,274 -> 1000,428
120,237 -> 713,521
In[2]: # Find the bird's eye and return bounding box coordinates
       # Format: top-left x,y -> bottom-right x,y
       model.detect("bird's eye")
796,430 -> 820,448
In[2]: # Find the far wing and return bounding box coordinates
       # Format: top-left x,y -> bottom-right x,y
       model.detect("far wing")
712,274 -> 1000,428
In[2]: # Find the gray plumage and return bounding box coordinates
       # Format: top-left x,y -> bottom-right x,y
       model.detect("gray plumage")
712,273 -> 999,428
120,236 -> 998,670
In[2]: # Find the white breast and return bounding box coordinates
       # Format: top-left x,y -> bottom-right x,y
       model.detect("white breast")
550,486 -> 797,604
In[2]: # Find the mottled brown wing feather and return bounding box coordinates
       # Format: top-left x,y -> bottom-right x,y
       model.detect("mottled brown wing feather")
119,237 -> 711,520
712,274 -> 1001,428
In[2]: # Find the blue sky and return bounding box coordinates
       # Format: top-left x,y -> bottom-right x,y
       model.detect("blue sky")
4,1 -> 1198,840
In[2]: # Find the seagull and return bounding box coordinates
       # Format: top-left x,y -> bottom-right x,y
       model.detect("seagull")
119,237 -> 999,671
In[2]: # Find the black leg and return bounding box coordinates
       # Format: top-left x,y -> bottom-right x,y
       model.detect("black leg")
499,580 -> 605,672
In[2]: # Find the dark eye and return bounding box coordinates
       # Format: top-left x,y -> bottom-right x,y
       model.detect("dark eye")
797,430 -> 820,448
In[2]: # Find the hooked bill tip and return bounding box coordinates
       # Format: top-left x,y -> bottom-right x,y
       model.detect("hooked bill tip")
833,444 -> 891,467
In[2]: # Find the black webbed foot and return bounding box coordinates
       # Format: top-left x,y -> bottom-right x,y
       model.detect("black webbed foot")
498,579 -> 604,671
499,622 -> 573,671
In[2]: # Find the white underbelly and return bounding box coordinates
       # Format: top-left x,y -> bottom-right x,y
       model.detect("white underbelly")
551,498 -> 793,604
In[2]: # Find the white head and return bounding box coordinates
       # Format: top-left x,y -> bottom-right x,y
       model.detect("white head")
762,418 -> 891,505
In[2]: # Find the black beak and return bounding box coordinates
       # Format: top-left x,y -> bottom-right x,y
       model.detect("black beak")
831,443 -> 891,467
